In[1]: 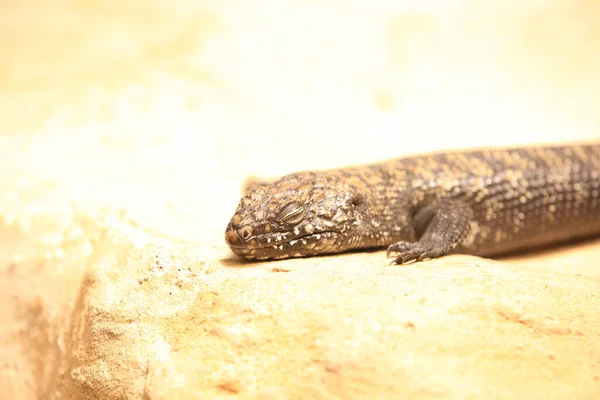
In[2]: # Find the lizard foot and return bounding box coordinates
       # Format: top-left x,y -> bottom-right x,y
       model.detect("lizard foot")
386,241 -> 447,265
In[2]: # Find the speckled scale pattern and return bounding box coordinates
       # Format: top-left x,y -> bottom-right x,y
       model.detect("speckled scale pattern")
225,143 -> 600,263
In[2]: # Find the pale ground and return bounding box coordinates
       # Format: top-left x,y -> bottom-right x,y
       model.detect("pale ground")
1,1 -> 600,399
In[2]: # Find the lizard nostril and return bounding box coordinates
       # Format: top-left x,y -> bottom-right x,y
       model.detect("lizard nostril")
239,227 -> 253,240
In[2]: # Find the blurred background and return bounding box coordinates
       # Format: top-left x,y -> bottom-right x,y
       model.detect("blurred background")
1,0 -> 599,235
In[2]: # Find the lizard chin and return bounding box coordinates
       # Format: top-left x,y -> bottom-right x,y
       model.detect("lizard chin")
227,231 -> 342,260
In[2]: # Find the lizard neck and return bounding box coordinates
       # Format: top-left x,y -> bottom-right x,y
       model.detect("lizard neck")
355,190 -> 416,248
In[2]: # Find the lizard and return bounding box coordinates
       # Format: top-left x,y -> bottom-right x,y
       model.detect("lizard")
225,143 -> 600,264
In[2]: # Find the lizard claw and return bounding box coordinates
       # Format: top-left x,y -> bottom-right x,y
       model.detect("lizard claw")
386,241 -> 414,258
387,242 -> 445,265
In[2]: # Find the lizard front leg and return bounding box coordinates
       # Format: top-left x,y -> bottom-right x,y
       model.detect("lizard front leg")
387,200 -> 474,264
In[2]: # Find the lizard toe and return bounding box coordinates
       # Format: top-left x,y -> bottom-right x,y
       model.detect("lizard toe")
386,242 -> 414,258
389,243 -> 436,265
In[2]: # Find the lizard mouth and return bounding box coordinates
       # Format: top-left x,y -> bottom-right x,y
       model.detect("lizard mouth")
227,230 -> 340,260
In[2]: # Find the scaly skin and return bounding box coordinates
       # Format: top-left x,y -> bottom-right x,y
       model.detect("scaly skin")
225,143 -> 600,264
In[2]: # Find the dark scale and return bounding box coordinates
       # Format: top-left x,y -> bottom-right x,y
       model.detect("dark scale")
225,143 -> 600,264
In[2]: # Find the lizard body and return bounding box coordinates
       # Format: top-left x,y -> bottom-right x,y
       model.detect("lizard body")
225,143 -> 600,264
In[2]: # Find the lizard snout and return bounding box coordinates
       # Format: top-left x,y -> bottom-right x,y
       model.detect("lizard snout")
225,225 -> 253,247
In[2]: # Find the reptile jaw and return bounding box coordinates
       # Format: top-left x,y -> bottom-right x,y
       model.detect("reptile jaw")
226,230 -> 341,260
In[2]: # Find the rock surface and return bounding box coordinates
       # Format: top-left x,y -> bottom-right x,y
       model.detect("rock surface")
1,1 -> 600,399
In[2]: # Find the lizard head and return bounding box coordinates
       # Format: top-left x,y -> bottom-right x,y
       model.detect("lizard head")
225,171 -> 369,260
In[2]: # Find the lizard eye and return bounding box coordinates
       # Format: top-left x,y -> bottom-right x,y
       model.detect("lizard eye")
277,203 -> 306,225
